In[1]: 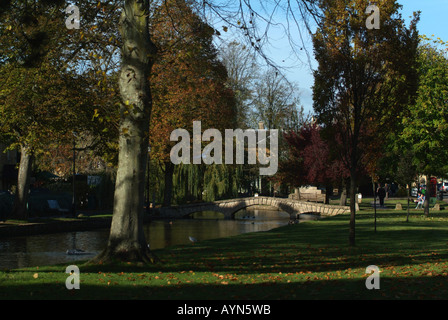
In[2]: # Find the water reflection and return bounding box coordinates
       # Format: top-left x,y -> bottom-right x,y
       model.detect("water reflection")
0,209 -> 289,270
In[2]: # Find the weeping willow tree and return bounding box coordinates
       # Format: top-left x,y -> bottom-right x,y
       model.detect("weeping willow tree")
173,163 -> 204,204
202,164 -> 242,202
146,161 -> 243,205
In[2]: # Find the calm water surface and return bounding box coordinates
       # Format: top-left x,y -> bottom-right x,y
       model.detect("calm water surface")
0,209 -> 290,269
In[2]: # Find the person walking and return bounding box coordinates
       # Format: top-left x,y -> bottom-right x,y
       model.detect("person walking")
377,184 -> 386,207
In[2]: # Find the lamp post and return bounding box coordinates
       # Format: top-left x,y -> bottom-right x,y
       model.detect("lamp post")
146,145 -> 151,214
72,132 -> 77,217
257,121 -> 264,195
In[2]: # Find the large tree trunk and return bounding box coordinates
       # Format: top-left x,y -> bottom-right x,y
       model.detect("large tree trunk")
92,0 -> 157,264
163,161 -> 175,207
12,145 -> 33,220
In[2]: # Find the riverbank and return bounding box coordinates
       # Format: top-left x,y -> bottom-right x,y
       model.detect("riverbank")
0,216 -> 112,238
1,207 -> 448,300
0,212 -> 152,238
0,196 -> 441,239
0,203 -> 289,238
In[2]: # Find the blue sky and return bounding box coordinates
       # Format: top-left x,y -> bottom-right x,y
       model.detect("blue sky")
274,0 -> 448,114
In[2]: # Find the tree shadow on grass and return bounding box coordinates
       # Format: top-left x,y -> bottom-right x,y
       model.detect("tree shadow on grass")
1,274 -> 447,300
356,208 -> 448,220
5,212 -> 448,278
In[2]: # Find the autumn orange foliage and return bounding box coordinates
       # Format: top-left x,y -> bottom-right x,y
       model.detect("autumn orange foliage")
149,0 -> 236,164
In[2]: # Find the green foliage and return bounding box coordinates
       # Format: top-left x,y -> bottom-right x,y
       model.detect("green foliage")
203,164 -> 240,202
146,162 -> 242,205
173,163 -> 203,204
400,36 -> 448,176
0,0 -> 120,165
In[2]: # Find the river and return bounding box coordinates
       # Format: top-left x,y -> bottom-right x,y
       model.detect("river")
0,209 -> 290,270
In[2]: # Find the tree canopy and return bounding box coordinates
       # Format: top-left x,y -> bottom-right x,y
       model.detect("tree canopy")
312,0 -> 420,246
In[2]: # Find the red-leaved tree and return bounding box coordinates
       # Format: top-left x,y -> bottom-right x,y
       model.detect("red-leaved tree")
277,123 -> 349,203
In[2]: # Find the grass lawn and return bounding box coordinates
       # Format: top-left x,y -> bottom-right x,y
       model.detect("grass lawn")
1,201 -> 448,300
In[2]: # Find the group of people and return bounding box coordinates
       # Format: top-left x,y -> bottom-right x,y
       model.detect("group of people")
376,183 -> 425,209
414,192 -> 425,209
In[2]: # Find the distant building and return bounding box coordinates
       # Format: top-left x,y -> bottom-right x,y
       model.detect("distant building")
0,144 -> 18,190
